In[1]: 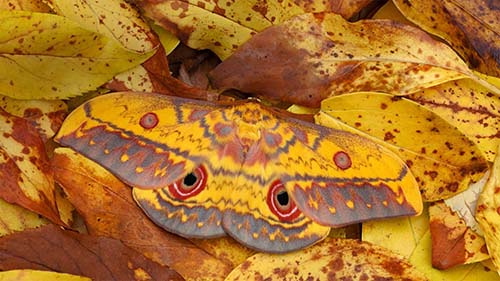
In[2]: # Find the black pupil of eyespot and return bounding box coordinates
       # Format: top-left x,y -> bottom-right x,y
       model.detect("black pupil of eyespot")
276,190 -> 289,206
183,173 -> 198,186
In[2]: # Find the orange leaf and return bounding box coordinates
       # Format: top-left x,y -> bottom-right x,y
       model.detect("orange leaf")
0,224 -> 183,280
0,108 -> 63,225
52,147 -> 233,281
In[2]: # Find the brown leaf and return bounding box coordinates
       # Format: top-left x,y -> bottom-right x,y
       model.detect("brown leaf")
393,0 -> 500,77
0,224 -> 183,281
0,108 -> 63,225
52,148 -> 233,281
210,13 -> 483,107
105,45 -> 210,100
429,201 -> 489,269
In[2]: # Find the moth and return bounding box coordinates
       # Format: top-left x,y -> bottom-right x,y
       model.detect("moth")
55,92 -> 423,253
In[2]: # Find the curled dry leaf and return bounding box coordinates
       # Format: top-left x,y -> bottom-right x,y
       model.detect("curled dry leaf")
137,0 -> 375,59
408,77 -> 500,162
0,198 -> 48,237
209,12 -> 487,107
225,237 -> 427,281
0,224 -> 184,281
0,0 -> 51,12
0,95 -> 67,141
393,0 -> 500,77
316,92 -> 488,201
476,147 -> 500,275
0,270 -> 91,281
363,205 -> 500,280
0,10 -> 153,100
46,0 -> 158,53
52,148 -> 233,281
429,201 -> 489,269
0,108 -> 63,225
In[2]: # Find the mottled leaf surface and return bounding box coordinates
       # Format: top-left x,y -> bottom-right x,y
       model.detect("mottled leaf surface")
393,0 -> 500,77
0,198 -> 48,237
210,13 -> 485,107
225,237 -> 427,281
0,107 -> 62,224
408,77 -> 500,162
0,224 -> 183,280
476,148 -> 500,275
0,0 -> 51,12
317,92 -> 488,201
0,10 -> 153,99
138,0 -> 375,59
0,270 -> 91,281
52,148 -> 233,281
363,205 -> 500,280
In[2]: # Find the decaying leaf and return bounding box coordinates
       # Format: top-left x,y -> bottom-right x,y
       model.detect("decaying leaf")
408,78 -> 500,162
0,224 -> 183,280
429,201 -> 489,269
137,0 -> 375,59
209,12 -> 494,107
0,0 -> 51,12
0,107 -> 63,225
225,237 -> 427,280
0,10 -> 154,99
316,92 -> 488,201
476,147 -> 500,274
393,0 -> 500,77
0,270 -> 91,281
0,94 -> 67,141
0,198 -> 48,237
52,148 -> 233,281
363,206 -> 500,280
46,0 -> 158,53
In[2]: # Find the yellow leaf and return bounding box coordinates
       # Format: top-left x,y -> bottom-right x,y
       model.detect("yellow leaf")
46,0 -> 158,53
408,78 -> 500,161
363,206 -> 500,280
393,0 -> 500,77
317,92 -> 488,201
0,0 -> 51,12
151,23 -> 180,55
372,0 -> 415,26
225,237 -> 427,280
210,13 -> 497,107
0,270 -> 91,281
0,198 -> 48,237
191,237 -> 255,269
138,0 -> 376,59
476,147 -> 500,274
0,10 -> 154,99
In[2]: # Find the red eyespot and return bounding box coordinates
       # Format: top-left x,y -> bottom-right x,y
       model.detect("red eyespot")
267,180 -> 301,222
168,165 -> 207,200
140,112 -> 159,129
333,151 -> 351,170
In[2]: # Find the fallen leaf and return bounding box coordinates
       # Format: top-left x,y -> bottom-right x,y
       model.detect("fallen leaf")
190,237 -> 255,269
429,201 -> 489,269
151,23 -> 180,55
0,224 -> 183,280
408,78 -> 500,162
0,107 -> 63,225
209,13 -> 492,107
225,237 -> 427,280
52,147 -> 233,281
0,94 -> 67,141
476,147 -> 500,274
363,205 -> 500,280
0,0 -> 51,12
0,10 -> 154,99
46,0 -> 158,53
393,0 -> 500,77
316,92 -> 488,201
0,197 -> 48,237
138,0 -> 375,59
0,270 -> 91,281
372,0 -> 415,26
